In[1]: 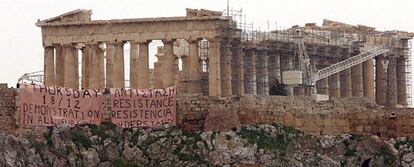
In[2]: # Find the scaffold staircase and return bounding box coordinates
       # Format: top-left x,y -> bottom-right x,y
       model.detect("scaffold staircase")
311,46 -> 389,85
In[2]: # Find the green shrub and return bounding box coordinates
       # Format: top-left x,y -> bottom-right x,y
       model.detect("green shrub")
72,132 -> 92,149
89,124 -> 110,141
42,129 -> 53,146
379,146 -> 396,166
65,145 -> 74,155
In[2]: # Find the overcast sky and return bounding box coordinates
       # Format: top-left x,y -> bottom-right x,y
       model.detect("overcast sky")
0,0 -> 413,87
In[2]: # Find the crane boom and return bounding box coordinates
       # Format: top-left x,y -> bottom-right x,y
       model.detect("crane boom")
311,46 -> 389,85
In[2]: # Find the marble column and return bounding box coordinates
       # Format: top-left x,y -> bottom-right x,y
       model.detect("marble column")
263,53 -> 269,96
267,52 -> 276,83
105,43 -> 115,88
352,63 -> 363,97
89,43 -> 105,89
138,41 -> 151,89
129,41 -> 139,89
82,44 -> 92,89
363,59 -> 375,100
318,58 -> 329,95
188,39 -> 200,94
231,42 -> 238,95
397,57 -> 407,106
328,58 -> 340,98
243,48 -> 253,94
387,57 -> 398,107
43,46 -> 55,86
256,49 -> 269,95
275,53 -> 281,82
220,40 -> 232,97
233,42 -> 244,95
55,45 -> 65,87
268,51 -> 281,83
98,43 -> 105,89
297,87 -> 305,96
162,39 -> 176,88
63,44 -> 79,89
340,50 -> 352,97
180,55 -> 189,93
256,49 -> 264,95
251,48 -> 257,95
328,74 -> 340,98
208,39 -> 221,96
113,42 -> 125,88
154,54 -> 163,89
375,55 -> 387,106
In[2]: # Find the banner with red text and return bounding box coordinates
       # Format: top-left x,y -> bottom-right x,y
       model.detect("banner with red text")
110,87 -> 176,128
19,84 -> 103,126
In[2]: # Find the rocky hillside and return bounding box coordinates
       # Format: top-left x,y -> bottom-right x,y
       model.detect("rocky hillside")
1,123 -> 414,167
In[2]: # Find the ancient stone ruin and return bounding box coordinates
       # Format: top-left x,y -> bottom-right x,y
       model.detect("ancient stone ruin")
36,8 -> 414,108
1,8 -> 414,166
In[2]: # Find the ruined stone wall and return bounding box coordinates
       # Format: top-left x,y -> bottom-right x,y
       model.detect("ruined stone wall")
177,95 -> 414,138
0,84 -> 17,133
2,84 -> 414,137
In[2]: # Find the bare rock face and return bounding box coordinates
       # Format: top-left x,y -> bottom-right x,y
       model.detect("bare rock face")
0,123 -> 412,167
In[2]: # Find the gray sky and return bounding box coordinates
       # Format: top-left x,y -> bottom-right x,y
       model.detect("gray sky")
0,0 -> 413,87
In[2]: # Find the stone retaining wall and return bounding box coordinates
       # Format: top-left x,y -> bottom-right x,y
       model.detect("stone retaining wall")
1,84 -> 414,137
176,95 -> 414,137
0,84 -> 17,133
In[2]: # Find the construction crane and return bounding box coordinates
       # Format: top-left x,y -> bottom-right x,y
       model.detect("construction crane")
283,28 -> 390,98
311,46 -> 389,85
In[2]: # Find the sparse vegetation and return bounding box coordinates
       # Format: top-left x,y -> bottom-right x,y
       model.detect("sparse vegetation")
89,124 -> 110,142
394,138 -> 414,151
379,146 -> 396,166
42,128 -> 53,146
32,141 -> 46,153
65,145 -> 74,156
239,125 -> 294,158
71,131 -> 92,149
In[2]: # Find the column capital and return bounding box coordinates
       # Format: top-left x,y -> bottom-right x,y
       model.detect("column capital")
187,38 -> 201,44
98,43 -> 105,50
43,43 -> 55,48
43,45 -> 54,49
207,37 -> 223,43
179,55 -> 189,58
75,43 -> 85,49
162,39 -> 176,44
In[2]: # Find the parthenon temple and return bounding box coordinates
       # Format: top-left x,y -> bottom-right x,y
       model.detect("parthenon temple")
37,9 -> 414,107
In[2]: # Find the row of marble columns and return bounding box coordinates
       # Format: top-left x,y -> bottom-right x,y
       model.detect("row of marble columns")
206,39 -> 245,96
43,41 -> 156,90
44,41 -> 408,106
43,38 -> 246,97
239,46 -> 408,107
243,47 -> 275,96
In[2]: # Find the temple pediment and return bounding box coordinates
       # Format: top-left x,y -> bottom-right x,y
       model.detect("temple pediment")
36,9 -> 91,26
